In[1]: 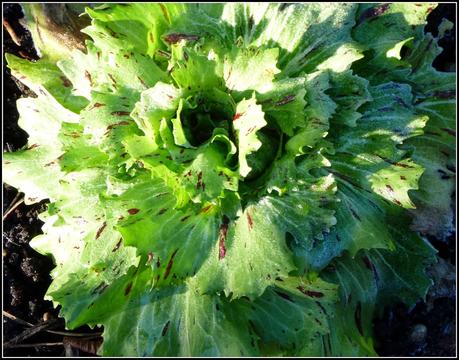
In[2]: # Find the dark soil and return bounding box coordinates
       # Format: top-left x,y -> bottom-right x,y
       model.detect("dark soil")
3,4 -> 100,357
373,4 -> 456,357
2,3 -> 456,357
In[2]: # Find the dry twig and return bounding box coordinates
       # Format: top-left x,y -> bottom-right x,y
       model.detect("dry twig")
3,18 -> 22,45
3,311 -> 103,337
5,342 -> 64,348
3,197 -> 25,221
3,318 -> 61,348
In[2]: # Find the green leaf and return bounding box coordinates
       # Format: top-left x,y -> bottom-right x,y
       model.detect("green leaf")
246,276 -> 338,353
257,77 -> 307,136
87,269 -> 259,356
403,29 -> 456,239
223,46 -> 280,95
181,141 -> 238,203
4,147 -> 62,204
328,70 -> 371,127
407,93 -> 456,238
58,122 -> 109,172
321,206 -> 436,355
130,82 -> 182,141
369,159 -> 423,209
6,54 -> 88,112
21,4 -> 90,63
195,201 -> 296,299
170,44 -> 224,91
352,3 -> 435,83
329,82 -> 428,209
58,41 -> 167,100
285,71 -> 334,150
83,3 -> 187,57
233,96 -> 267,177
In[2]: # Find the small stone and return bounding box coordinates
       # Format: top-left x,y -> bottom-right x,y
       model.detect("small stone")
410,324 -> 427,343
28,300 -> 38,316
20,257 -> 40,282
43,312 -> 53,322
10,284 -> 23,306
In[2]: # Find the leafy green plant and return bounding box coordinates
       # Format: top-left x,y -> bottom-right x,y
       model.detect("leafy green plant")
4,3 -> 455,356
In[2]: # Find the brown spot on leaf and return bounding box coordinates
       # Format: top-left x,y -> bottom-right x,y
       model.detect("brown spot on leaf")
437,169 -> 451,180
434,90 -> 455,99
161,321 -> 170,336
163,249 -> 179,279
386,184 -> 394,192
245,126 -> 256,136
400,176 -> 406,180
159,3 -> 171,23
297,286 -> 324,298
157,49 -> 171,59
157,208 -> 168,215
355,301 -> 363,335
163,33 -> 199,44
363,256 -> 379,282
124,282 -> 133,296
85,70 -> 93,86
95,222 -> 107,239
274,290 -> 294,303
196,171 -> 204,190
218,223 -> 228,260
112,238 -> 123,252
349,207 -> 361,221
200,205 -> 212,213
358,3 -> 390,24
441,151 -> 450,157
110,111 -> 131,117
92,282 -> 108,295
27,144 -> 39,150
60,76 -> 71,87
275,94 -> 295,106
441,128 -> 456,137
233,113 -> 244,121
247,212 -> 253,230
395,96 -> 409,108
137,76 -> 147,87
91,102 -> 106,109
107,73 -> 117,88
128,208 -> 140,215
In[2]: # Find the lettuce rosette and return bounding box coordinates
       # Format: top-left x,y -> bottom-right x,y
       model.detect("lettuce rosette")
3,3 -> 455,356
